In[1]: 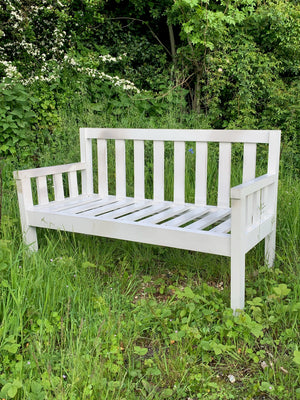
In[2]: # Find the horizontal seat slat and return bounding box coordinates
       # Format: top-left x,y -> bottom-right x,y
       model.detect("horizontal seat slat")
77,198 -> 133,217
185,209 -> 231,230
32,194 -> 105,213
59,197 -> 116,214
160,207 -> 209,227
210,217 -> 231,233
98,200 -> 151,220
117,203 -> 169,222
140,205 -> 187,225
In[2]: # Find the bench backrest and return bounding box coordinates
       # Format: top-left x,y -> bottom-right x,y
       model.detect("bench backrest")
80,128 -> 281,206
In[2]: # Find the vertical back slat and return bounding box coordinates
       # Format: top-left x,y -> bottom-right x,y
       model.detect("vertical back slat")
268,131 -> 281,175
153,141 -> 164,201
218,142 -> 231,208
53,173 -> 64,201
134,140 -> 145,200
115,139 -> 126,198
266,131 -> 281,215
80,128 -> 93,194
68,171 -> 78,198
36,176 -> 49,205
174,141 -> 185,204
195,142 -> 208,205
243,143 -> 256,182
97,139 -> 108,197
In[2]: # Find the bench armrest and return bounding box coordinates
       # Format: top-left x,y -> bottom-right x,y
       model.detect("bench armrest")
14,162 -> 90,207
231,174 -> 276,200
13,162 -> 86,180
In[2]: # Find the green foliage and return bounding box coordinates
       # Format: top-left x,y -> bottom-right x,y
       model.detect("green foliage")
0,81 -> 36,160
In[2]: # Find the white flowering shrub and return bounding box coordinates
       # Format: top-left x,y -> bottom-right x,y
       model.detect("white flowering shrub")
0,0 -> 143,96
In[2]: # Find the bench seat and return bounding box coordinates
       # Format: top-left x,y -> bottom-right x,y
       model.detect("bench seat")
27,194 -> 232,256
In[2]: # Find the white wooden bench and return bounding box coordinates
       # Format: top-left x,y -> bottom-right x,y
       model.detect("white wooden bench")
14,128 -> 281,311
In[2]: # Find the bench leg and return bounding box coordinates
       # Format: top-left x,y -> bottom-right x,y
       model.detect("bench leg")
265,230 -> 276,268
230,251 -> 245,313
23,226 -> 38,252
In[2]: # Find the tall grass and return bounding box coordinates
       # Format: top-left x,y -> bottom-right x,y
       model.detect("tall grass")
0,103 -> 299,399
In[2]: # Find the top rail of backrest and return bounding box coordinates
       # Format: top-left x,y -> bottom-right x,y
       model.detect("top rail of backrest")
80,128 -> 280,144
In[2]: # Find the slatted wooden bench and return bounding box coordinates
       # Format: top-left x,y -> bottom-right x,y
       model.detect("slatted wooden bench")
14,128 -> 281,311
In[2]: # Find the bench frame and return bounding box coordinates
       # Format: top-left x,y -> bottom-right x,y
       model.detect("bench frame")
14,128 -> 281,311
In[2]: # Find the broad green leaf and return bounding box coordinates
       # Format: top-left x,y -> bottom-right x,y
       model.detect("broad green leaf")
293,350 -> 300,366
134,346 -> 148,356
273,284 -> 291,298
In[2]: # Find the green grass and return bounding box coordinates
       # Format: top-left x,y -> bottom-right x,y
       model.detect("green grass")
0,107 -> 299,399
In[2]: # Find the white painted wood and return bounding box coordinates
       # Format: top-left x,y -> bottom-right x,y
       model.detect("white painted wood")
134,140 -> 145,200
161,207 -> 208,227
99,200 -> 151,220
115,139 -> 126,198
77,198 -> 133,217
243,143 -> 256,182
117,203 -> 168,222
34,194 -> 100,212
230,196 -> 246,312
265,131 -> 281,268
195,142 -> 208,206
231,174 -> 276,199
27,209 -> 231,256
80,128 -> 93,194
246,216 -> 274,253
265,230 -> 276,268
68,171 -> 79,198
14,162 -> 86,179
246,194 -> 253,227
97,139 -> 108,198
252,189 -> 261,225
153,141 -> 164,201
174,141 -> 185,204
36,176 -> 49,205
84,128 -> 272,143
14,175 -> 38,250
140,205 -> 186,224
53,173 -> 64,201
243,143 -> 257,226
186,209 -> 230,230
218,142 -> 231,208
59,197 -> 114,214
210,218 -> 231,233
267,131 -> 281,175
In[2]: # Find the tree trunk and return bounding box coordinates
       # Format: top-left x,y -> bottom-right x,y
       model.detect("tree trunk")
168,23 -> 177,79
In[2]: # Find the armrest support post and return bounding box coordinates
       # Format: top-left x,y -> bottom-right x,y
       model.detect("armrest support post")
14,174 -> 37,251
230,195 -> 246,312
